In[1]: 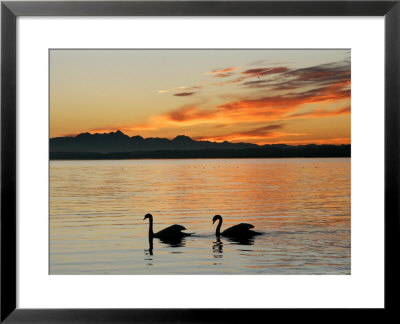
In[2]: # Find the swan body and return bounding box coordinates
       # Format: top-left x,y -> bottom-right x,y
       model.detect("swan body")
144,213 -> 192,239
212,215 -> 261,238
153,224 -> 188,238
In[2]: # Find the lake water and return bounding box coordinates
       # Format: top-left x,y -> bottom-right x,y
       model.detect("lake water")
50,158 -> 350,275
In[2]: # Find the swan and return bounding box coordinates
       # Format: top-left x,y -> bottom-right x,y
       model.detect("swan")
212,215 -> 261,238
143,213 -> 192,240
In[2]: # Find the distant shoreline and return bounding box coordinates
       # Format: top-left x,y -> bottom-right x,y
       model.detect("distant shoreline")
50,131 -> 351,160
50,157 -> 351,162
50,146 -> 351,160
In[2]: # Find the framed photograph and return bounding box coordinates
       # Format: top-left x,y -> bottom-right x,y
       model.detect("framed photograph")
1,0 -> 399,322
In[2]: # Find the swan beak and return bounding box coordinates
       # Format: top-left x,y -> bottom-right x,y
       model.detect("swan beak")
143,217 -> 146,220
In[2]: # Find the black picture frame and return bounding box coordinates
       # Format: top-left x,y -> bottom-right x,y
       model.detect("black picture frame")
1,1 -> 399,322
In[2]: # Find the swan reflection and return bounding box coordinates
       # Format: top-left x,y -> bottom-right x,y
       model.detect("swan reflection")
158,236 -> 186,247
144,237 -> 154,266
145,237 -> 154,256
144,233 -> 186,260
226,235 -> 256,245
213,237 -> 223,258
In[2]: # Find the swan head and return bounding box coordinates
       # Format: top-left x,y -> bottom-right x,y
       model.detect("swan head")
212,215 -> 222,224
143,213 -> 153,221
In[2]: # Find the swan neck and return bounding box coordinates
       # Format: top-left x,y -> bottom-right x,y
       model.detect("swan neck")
216,217 -> 222,236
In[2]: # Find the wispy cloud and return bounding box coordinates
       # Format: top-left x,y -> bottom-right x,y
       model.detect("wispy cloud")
241,61 -> 351,91
288,105 -> 351,119
213,73 -> 234,78
192,124 -> 311,144
219,81 -> 350,114
207,66 -> 290,86
274,137 -> 351,145
205,67 -> 241,75
165,104 -> 216,122
194,124 -> 284,141
186,86 -> 204,90
158,85 -> 204,95
164,77 -> 350,125
174,92 -> 196,97
241,67 -> 289,77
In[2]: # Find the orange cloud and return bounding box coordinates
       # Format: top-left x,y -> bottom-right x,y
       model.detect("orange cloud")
166,105 -> 217,122
163,79 -> 350,126
205,67 -> 241,75
194,124 -> 284,142
194,130 -> 312,145
273,137 -> 351,145
288,106 -> 351,119
214,73 -> 233,78
219,81 -> 350,113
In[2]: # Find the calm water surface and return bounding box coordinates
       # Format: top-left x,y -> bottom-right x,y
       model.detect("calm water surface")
50,158 -> 350,274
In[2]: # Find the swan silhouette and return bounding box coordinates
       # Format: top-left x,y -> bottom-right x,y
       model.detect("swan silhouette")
212,215 -> 261,239
143,213 -> 192,242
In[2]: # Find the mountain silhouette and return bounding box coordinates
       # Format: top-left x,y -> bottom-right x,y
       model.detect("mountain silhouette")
49,130 -> 351,159
50,130 -> 258,153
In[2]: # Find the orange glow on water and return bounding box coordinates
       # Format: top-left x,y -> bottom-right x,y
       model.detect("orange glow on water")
50,158 -> 350,274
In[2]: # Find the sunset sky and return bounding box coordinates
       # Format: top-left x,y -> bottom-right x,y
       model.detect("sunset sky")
50,49 -> 350,145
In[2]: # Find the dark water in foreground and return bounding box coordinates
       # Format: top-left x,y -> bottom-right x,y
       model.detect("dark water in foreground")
50,158 -> 350,274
